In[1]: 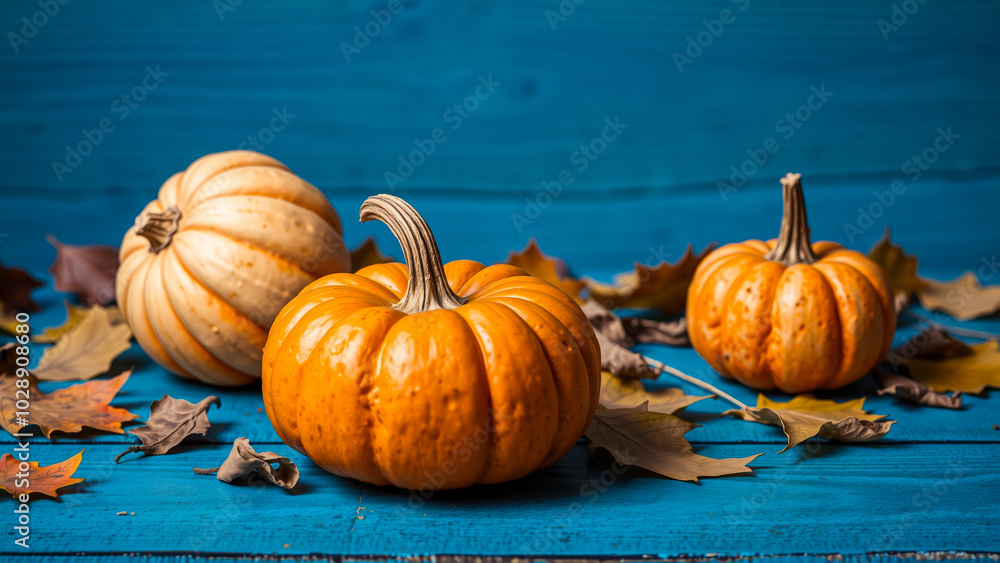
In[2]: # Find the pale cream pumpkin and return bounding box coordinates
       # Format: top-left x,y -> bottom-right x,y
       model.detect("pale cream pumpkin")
116,151 -> 350,386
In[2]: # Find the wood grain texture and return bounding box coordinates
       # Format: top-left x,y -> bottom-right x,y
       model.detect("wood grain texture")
0,0 -> 998,192
0,443 -> 997,557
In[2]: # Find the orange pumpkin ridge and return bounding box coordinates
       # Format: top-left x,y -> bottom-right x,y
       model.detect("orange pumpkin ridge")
263,194 -> 601,489
686,173 -> 896,393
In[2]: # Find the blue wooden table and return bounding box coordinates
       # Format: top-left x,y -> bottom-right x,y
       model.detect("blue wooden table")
2,0 -> 999,561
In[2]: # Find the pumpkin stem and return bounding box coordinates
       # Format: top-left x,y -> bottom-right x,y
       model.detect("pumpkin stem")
135,206 -> 181,253
359,194 -> 465,314
764,173 -> 818,266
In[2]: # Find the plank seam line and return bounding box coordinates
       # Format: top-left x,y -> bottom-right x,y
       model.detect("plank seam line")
0,550 -> 997,561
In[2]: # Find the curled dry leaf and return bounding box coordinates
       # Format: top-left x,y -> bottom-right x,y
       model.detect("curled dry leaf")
594,330 -> 660,379
724,394 -> 894,453
194,437 -> 299,489
586,244 -> 715,314
599,371 -> 713,414
0,370 -> 138,438
116,395 -> 221,462
582,300 -> 685,379
0,450 -> 85,498
0,260 -> 43,313
875,371 -> 962,409
585,404 -> 761,482
32,305 -> 132,381
506,239 -> 585,300
47,235 -> 119,306
349,236 -> 395,273
621,316 -> 689,347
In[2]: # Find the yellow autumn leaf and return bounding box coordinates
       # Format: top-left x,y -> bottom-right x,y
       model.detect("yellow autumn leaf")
599,371 -> 713,414
868,228 -> 926,300
506,239 -> 585,300
724,394 -> 894,453
918,273 -> 1000,322
32,305 -> 133,381
586,244 -> 715,314
907,341 -> 1000,394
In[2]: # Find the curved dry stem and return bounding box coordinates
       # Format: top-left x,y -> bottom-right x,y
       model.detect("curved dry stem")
360,194 -> 465,314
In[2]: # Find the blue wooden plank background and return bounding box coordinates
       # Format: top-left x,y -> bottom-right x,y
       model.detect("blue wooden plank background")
1,0 -> 1000,561
1,0 -> 998,193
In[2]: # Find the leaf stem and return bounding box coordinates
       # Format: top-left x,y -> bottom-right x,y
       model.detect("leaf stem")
642,355 -> 749,410
904,309 -> 1000,341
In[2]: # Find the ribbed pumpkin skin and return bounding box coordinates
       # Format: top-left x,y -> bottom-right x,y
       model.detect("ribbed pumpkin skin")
686,239 -> 896,393
262,260 -> 601,489
116,151 -> 350,386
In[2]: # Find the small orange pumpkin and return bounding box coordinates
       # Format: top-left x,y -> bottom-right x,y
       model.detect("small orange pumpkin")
263,195 -> 601,489
686,173 -> 895,393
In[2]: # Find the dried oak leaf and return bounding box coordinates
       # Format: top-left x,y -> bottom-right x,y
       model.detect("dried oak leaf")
0,371 -> 138,438
0,450 -> 85,498
35,302 -> 123,344
918,272 -> 1000,322
349,236 -> 395,273
599,371 -> 713,414
906,340 -> 1000,395
116,395 -> 221,462
47,235 -> 119,306
0,260 -> 43,313
507,239 -> 585,300
194,437 -> 299,489
724,394 -> 894,453
32,305 -> 132,381
585,404 -> 761,482
875,371 -> 962,409
868,228 -> 926,308
586,244 -> 715,314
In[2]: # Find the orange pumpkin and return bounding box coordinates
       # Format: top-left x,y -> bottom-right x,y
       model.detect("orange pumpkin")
686,173 -> 895,393
116,151 -> 350,386
263,195 -> 601,489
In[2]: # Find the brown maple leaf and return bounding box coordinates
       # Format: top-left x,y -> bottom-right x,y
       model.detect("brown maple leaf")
506,239 -> 585,300
586,244 -> 716,314
0,260 -> 43,313
868,228 -> 926,306
47,235 -> 119,306
0,450 -> 85,498
349,236 -> 395,273
586,404 -> 761,482
0,371 -> 138,438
